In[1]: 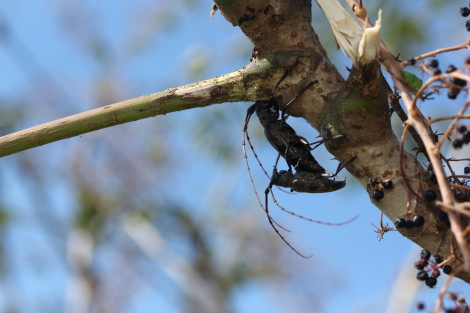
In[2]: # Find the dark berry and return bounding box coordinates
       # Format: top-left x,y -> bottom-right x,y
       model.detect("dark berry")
372,189 -> 384,200
465,166 -> 470,174
414,262 -> 424,270
418,258 -> 429,267
465,55 -> 470,66
413,215 -> 425,227
421,249 -> 431,260
405,219 -> 414,229
443,265 -> 452,274
429,59 -> 439,68
458,125 -> 468,134
439,210 -> 449,220
448,89 -> 460,100
463,132 -> 470,144
453,138 -> 464,149
461,7 -> 470,17
434,254 -> 444,264
383,180 -> 394,189
433,68 -> 442,75
415,258 -> 429,270
417,302 -> 425,310
417,270 -> 429,281
425,276 -> 437,288
449,292 -> 458,301
452,77 -> 467,87
408,58 -> 416,65
446,64 -> 457,73
421,258 -> 429,267
430,174 -> 437,184
394,218 -> 406,228
432,269 -> 441,278
423,190 -> 437,202
467,20 -> 470,32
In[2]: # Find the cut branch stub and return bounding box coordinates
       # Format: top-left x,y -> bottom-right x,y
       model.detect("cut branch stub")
321,62 -> 391,152
320,62 -> 400,184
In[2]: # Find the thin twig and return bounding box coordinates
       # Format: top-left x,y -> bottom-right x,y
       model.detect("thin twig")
402,41 -> 470,67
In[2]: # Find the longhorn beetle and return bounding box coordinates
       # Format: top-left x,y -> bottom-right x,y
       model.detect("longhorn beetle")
242,71 -> 357,257
245,79 -> 326,173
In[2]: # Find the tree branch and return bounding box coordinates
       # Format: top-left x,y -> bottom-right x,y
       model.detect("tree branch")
0,60 -> 277,157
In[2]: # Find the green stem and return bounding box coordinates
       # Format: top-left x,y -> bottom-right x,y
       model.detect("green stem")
0,62 -> 275,158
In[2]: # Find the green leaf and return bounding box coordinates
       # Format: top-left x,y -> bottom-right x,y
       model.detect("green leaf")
402,71 -> 423,93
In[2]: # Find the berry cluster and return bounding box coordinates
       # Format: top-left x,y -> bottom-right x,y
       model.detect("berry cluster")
443,292 -> 470,313
462,4 -> 470,31
369,177 -> 393,201
446,64 -> 467,99
426,60 -> 467,99
394,215 -> 425,229
422,186 -> 451,228
414,249 -> 452,288
428,58 -> 441,75
453,125 -> 470,149
416,293 -> 469,312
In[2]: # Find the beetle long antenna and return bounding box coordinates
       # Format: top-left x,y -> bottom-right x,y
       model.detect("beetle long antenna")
270,191 -> 359,225
264,184 -> 312,258
333,156 -> 357,176
271,70 -> 291,96
281,80 -> 318,120
242,127 -> 290,231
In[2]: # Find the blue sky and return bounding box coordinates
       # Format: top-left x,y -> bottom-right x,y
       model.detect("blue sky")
1,0 -> 469,312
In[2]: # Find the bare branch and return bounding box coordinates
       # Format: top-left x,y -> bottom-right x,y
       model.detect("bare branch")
0,62 -> 273,158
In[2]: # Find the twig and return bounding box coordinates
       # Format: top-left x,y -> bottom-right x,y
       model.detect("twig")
402,41 -> 470,67
372,212 -> 395,240
433,275 -> 454,313
430,114 -> 470,124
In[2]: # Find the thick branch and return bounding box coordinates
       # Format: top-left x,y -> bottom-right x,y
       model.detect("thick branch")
216,0 -> 470,284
